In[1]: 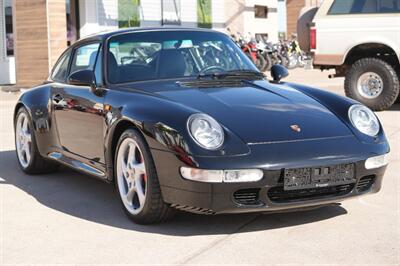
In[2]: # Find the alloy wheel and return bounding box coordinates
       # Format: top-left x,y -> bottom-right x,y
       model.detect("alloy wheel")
116,138 -> 147,215
16,112 -> 32,168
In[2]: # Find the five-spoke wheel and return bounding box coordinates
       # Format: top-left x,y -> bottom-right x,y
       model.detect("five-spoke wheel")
16,111 -> 32,168
114,129 -> 175,224
14,107 -> 59,174
116,138 -> 147,215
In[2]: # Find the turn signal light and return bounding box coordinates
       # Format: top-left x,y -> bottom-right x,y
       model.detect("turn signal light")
365,154 -> 389,169
180,167 -> 264,183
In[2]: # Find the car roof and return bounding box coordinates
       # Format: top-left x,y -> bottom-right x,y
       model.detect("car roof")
74,27 -> 223,46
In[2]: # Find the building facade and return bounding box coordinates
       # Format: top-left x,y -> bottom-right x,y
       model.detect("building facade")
286,0 -> 321,36
0,0 -> 14,84
1,0 -> 280,87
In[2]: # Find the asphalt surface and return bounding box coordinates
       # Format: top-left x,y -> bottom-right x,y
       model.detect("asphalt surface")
0,69 -> 399,265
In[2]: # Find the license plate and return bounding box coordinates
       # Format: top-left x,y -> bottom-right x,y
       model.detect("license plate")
284,164 -> 355,191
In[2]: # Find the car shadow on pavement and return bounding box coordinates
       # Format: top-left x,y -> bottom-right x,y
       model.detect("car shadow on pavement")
0,150 -> 347,236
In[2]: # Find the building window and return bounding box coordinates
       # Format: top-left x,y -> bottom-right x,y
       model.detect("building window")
198,0 -> 212,28
162,0 -> 181,25
118,0 -> 141,28
5,0 -> 13,56
255,5 -> 269,18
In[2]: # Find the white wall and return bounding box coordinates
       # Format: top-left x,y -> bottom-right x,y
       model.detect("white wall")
181,0 -> 197,28
212,0 -> 226,31
140,0 -> 162,27
244,0 -> 279,42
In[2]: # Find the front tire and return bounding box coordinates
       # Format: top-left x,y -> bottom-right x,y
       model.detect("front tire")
14,107 -> 59,174
114,128 -> 175,224
345,58 -> 399,111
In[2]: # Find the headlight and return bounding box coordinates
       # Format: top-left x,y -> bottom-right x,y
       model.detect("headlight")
187,113 -> 224,150
348,105 -> 380,137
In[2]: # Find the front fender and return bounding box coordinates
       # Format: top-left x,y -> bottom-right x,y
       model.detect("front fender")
285,82 -> 388,146
103,89 -> 250,171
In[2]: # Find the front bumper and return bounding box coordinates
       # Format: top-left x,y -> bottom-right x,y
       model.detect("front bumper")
160,161 -> 385,214
151,135 -> 389,214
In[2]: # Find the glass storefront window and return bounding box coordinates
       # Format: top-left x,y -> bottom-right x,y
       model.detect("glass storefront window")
5,0 -> 13,56
162,0 -> 181,25
197,0 -> 212,28
118,0 -> 141,28
66,0 -> 79,46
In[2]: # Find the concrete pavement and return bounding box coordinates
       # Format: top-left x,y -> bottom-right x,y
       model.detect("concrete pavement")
0,69 -> 399,265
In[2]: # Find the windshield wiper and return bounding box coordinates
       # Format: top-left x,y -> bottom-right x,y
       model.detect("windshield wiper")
197,72 -> 231,79
197,69 -> 265,80
226,69 -> 266,77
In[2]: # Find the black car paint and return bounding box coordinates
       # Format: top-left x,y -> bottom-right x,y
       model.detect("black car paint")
14,28 -> 389,214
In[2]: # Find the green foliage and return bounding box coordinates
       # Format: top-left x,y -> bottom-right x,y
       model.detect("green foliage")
118,0 -> 141,28
197,0 -> 212,28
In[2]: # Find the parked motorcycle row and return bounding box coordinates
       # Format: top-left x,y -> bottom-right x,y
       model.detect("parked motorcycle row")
229,31 -> 310,72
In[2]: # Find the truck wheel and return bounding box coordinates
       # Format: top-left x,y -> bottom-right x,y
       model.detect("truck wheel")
345,58 -> 399,111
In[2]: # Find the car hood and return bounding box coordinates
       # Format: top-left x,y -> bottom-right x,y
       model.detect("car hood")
125,80 -> 353,144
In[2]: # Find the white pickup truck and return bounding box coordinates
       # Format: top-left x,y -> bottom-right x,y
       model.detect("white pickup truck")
298,0 -> 400,110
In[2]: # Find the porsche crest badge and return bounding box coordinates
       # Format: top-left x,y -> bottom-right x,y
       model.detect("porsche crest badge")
290,124 -> 301,132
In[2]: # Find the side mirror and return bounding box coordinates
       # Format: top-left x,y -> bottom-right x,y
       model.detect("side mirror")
270,64 -> 289,83
68,70 -> 96,90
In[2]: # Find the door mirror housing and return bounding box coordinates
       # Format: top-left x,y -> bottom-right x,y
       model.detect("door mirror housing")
270,64 -> 289,83
68,70 -> 97,91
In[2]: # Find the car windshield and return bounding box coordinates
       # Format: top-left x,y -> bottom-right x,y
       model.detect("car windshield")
107,30 -> 259,84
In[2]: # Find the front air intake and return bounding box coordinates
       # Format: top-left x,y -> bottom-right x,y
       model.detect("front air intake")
356,175 -> 376,193
233,188 -> 261,205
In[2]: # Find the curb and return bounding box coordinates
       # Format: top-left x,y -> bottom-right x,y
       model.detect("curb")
1,86 -> 20,93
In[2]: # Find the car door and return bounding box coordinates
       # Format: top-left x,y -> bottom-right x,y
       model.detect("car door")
52,42 -> 106,169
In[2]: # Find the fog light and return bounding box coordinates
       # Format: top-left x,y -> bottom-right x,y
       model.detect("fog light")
224,169 -> 264,183
180,167 -> 264,183
365,153 -> 389,169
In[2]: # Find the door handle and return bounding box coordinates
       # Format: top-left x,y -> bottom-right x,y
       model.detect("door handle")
53,94 -> 63,104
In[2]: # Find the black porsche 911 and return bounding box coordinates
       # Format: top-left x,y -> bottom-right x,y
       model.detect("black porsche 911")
14,28 -> 390,224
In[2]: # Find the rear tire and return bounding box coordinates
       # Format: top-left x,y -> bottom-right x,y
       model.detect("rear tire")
14,107 -> 59,174
114,128 -> 175,224
345,58 -> 399,111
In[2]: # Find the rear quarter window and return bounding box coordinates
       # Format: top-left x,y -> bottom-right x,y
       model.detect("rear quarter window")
328,0 -> 400,14
51,49 -> 72,83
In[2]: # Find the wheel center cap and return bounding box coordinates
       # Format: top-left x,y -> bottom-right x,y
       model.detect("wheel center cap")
368,80 -> 378,90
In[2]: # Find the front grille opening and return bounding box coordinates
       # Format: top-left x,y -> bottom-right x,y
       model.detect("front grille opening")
356,175 -> 376,193
267,183 -> 355,203
233,188 -> 261,205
